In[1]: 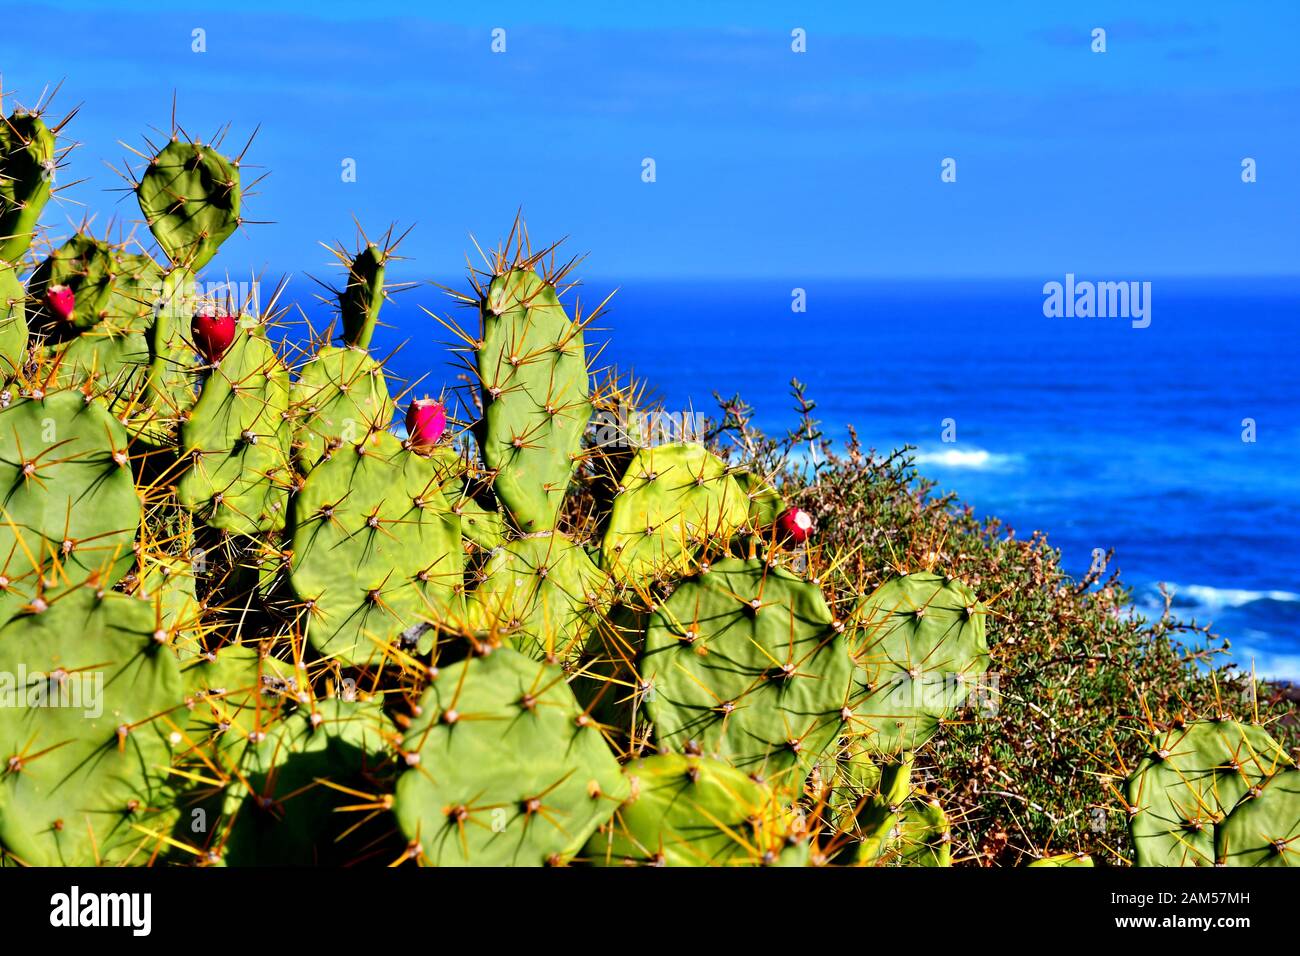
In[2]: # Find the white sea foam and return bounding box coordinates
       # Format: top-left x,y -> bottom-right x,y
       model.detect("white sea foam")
1163,584 -> 1300,610
1225,643 -> 1300,682
911,448 -> 1019,471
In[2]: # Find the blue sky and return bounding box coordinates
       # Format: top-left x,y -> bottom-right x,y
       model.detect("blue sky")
3,1 -> 1297,279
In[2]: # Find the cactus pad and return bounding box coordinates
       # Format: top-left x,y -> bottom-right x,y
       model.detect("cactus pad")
477,268 -> 591,532
850,572 -> 990,755
137,139 -> 240,270
640,557 -> 857,794
288,431 -> 461,665
0,264 -> 26,371
339,244 -> 385,349
1027,852 -> 1094,867
0,587 -> 183,865
601,442 -> 748,587
216,699 -> 396,865
0,390 -> 140,617
0,110 -> 56,264
584,753 -> 789,866
177,325 -> 292,535
291,345 -> 394,471
1126,719 -> 1291,866
467,532 -> 611,661
393,647 -> 627,865
1215,768 -> 1300,867
30,234 -> 120,332
846,753 -> 951,866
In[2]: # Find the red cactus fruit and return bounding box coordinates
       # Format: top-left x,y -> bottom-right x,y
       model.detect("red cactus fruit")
45,284 -> 75,322
777,505 -> 814,543
192,311 -> 238,362
406,398 -> 447,451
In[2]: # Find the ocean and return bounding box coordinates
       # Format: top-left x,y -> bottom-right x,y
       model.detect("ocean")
293,275 -> 1300,679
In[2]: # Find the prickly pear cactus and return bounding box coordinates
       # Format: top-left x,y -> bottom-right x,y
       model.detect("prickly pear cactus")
601,442 -> 748,587
37,246 -> 160,397
393,647 -> 627,865
339,243 -> 386,349
584,753 -> 790,866
0,390 -> 140,617
846,752 -> 951,866
125,553 -> 204,653
29,234 -> 120,333
137,138 -> 240,271
850,572 -> 990,755
1214,768 -> 1300,867
0,109 -> 56,264
176,643 -> 290,747
287,430 -> 461,665
640,557 -> 858,795
291,345 -> 395,471
477,267 -> 591,533
467,532 -> 611,661
177,324 -> 292,534
0,264 -> 26,372
214,699 -> 396,865
0,587 -> 182,866
735,471 -> 786,532
1126,719 -> 1292,867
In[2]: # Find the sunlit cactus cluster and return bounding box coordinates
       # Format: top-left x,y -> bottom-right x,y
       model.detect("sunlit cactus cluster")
0,89 -> 1294,868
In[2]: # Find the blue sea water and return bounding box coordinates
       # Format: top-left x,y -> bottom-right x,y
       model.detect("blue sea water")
293,275 -> 1300,678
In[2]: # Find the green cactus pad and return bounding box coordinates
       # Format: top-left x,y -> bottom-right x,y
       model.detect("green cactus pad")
177,325 -> 292,535
861,799 -> 951,867
43,250 -> 158,397
215,699 -> 396,865
735,471 -> 786,531
1126,719 -> 1291,867
339,244 -> 385,349
640,557 -> 857,794
291,345 -> 394,472
48,326 -> 150,394
478,268 -> 591,532
601,442 -> 748,587
424,446 -> 507,552
1215,768 -> 1300,867
0,110 -> 55,264
452,490 -> 507,552
0,587 -> 183,865
137,139 -> 240,271
0,390 -> 140,618
584,753 -> 788,866
850,572 -> 990,755
288,430 -> 461,665
846,753 -> 950,866
30,234 -> 120,333
178,644 -> 263,740
140,267 -> 199,418
812,737 -> 882,825
467,532 -> 612,661
393,647 -> 627,865
0,264 -> 26,372
127,554 -> 204,656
